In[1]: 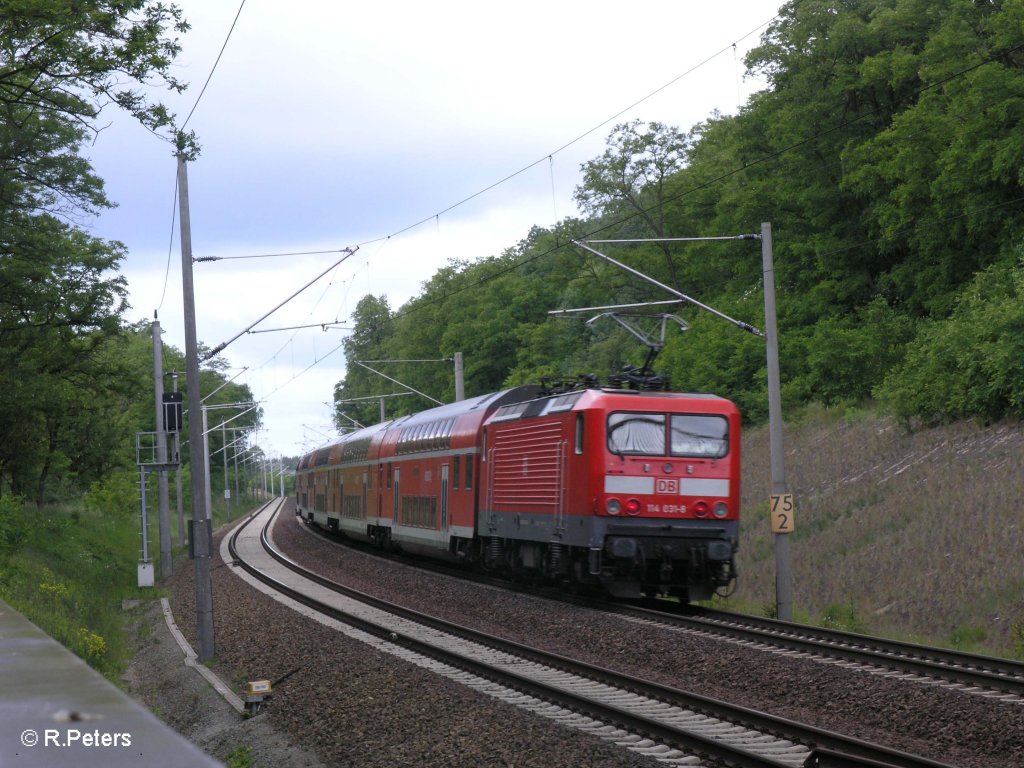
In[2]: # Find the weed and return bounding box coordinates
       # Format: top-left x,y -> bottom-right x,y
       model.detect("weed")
75,628 -> 108,663
1012,621 -> 1024,660
225,744 -> 255,768
949,625 -> 987,650
822,603 -> 865,634
38,568 -> 71,601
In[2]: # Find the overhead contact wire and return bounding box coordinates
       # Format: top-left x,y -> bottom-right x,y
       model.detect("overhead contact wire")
181,0 -> 248,131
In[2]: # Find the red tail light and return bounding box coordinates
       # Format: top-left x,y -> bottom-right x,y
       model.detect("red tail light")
693,501 -> 709,518
625,498 -> 641,515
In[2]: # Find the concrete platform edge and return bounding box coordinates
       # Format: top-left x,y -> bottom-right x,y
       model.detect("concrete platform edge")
160,598 -> 245,714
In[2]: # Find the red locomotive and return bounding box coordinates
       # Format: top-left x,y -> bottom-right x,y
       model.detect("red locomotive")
295,384 -> 740,600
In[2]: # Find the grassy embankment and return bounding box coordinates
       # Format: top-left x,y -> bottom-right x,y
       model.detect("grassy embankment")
720,404 -> 1024,659
0,472 -> 255,682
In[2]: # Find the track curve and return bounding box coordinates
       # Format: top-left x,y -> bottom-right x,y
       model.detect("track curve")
227,501 -> 959,768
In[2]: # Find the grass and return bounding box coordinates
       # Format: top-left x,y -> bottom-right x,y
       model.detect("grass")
722,402 -> 1024,659
0,496 -> 155,681
0,467 -> 268,683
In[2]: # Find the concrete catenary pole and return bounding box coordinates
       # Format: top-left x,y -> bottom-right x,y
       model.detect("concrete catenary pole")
762,222 -> 794,621
221,421 -> 230,519
203,406 -> 213,526
454,351 -> 465,401
233,434 -> 241,507
152,315 -> 172,579
177,153 -> 215,661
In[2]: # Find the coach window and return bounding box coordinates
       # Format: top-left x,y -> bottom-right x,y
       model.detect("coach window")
387,463 -> 392,489
465,454 -> 473,490
575,413 -> 584,454
453,455 -> 461,490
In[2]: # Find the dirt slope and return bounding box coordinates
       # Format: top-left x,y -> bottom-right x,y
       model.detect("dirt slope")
729,405 -> 1024,657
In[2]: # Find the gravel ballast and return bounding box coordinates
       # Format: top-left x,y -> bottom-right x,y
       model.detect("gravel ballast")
166,515 -> 656,767
157,504 -> 1024,767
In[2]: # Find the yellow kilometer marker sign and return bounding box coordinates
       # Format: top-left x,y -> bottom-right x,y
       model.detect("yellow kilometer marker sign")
770,493 -> 795,534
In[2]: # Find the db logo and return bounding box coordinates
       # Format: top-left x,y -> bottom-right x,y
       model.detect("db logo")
655,478 -> 678,494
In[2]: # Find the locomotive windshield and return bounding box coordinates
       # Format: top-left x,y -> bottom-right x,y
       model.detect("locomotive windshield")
608,412 -> 728,458
607,413 -> 665,455
670,414 -> 728,458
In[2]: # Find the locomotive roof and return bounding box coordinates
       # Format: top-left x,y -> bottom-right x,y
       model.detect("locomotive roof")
486,387 -> 736,425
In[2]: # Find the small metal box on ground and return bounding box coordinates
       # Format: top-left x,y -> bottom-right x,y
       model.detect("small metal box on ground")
243,680 -> 273,714
137,562 -> 154,587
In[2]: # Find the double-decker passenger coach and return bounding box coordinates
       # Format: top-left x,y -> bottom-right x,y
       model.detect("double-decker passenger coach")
297,384 -> 740,600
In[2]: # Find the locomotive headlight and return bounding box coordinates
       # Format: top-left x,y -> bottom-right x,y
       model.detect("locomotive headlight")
713,502 -> 728,518
625,498 -> 641,515
606,498 -> 622,515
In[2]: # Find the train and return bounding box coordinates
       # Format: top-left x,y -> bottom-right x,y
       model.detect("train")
295,383 -> 741,600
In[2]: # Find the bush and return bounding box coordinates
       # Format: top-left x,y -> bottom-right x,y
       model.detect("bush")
83,470 -> 137,517
0,495 -> 27,556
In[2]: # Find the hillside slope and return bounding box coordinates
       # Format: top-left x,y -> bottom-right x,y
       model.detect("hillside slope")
727,406 -> 1024,658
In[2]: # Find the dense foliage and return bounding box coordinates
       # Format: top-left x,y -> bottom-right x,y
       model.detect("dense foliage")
333,0 -> 1024,429
0,1 -> 250,504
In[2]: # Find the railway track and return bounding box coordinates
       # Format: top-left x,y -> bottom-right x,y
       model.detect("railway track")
229,501 -> 958,768
611,603 -> 1024,703
297,512 -> 1024,703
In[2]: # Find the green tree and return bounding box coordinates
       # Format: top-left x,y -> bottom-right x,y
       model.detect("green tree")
333,295 -> 395,428
0,1 -> 193,500
877,257 -> 1024,425
841,0 -> 1024,315
575,120 -> 690,289
0,1 -> 192,156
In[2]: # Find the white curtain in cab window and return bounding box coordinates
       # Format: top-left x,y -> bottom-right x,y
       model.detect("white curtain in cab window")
608,414 -> 666,455
670,415 -> 728,457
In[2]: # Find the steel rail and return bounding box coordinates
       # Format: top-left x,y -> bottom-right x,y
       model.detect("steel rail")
618,603 -> 1024,699
299,518 -> 1024,700
231,508 -> 959,768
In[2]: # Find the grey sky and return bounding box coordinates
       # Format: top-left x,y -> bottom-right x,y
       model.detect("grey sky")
84,0 -> 781,457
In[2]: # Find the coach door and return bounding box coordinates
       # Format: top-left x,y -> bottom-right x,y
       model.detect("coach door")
393,467 -> 400,524
362,470 -> 369,522
440,463 -> 449,535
